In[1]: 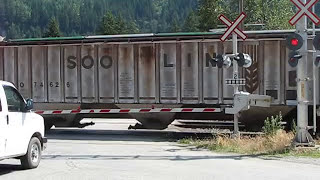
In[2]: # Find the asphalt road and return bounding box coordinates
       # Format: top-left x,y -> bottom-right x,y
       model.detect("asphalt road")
1,119 -> 320,180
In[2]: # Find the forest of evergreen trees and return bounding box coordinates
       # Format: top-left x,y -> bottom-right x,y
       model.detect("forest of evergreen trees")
0,0 -> 198,39
0,0 -> 319,39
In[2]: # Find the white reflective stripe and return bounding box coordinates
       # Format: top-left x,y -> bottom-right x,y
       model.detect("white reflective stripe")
192,108 -> 204,112
36,108 -> 224,114
129,109 -> 140,113
62,110 -> 72,114
43,111 -> 53,115
80,110 -> 92,114
110,109 -> 121,113
170,108 -> 182,112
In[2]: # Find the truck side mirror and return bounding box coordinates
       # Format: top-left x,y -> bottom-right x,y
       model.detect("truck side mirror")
26,99 -> 34,111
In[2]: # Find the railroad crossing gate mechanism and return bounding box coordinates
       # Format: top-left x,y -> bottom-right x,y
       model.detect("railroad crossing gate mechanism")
225,92 -> 272,115
218,12 -> 272,116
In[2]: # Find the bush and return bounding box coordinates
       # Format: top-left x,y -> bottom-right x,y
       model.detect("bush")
180,131 -> 294,155
262,112 -> 284,136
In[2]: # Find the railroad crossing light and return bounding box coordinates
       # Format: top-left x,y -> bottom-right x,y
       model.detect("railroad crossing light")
234,53 -> 252,68
286,33 -> 303,51
215,54 -> 224,68
313,34 -> 320,50
315,55 -> 320,67
223,55 -> 232,68
214,54 -> 232,68
288,51 -> 302,67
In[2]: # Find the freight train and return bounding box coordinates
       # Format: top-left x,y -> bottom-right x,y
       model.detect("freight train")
0,30 -> 318,131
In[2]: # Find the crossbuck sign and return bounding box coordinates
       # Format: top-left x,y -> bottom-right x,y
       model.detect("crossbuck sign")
219,12 -> 247,42
289,0 -> 320,25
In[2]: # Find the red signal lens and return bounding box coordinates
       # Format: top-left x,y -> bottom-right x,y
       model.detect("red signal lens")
291,39 -> 299,46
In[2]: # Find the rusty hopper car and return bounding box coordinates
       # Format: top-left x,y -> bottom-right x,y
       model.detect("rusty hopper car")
0,30 -> 319,131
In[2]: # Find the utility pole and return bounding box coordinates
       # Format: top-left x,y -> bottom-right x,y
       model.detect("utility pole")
239,0 -> 244,30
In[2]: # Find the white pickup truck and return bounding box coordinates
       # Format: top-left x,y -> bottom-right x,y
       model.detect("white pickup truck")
0,81 -> 47,169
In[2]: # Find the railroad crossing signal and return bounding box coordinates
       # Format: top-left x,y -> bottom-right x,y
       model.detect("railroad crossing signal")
315,55 -> 320,67
289,0 -> 317,146
213,54 -> 232,68
212,53 -> 252,69
289,0 -> 320,26
219,12 -> 247,42
215,54 -> 224,68
313,34 -> 320,50
288,51 -> 302,67
286,33 -> 303,67
313,34 -> 320,67
233,53 -> 252,68
286,33 -> 303,51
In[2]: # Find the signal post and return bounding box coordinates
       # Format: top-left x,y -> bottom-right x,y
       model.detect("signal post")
288,0 -> 320,146
295,15 -> 313,145
218,12 -> 248,136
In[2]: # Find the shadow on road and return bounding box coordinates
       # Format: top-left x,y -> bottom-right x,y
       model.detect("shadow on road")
47,129 -> 213,142
0,164 -> 23,176
41,154 -> 268,161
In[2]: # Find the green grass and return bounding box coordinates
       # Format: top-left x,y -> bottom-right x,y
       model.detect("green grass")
279,149 -> 320,158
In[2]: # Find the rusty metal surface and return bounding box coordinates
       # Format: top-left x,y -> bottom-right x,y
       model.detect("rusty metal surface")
81,45 -> 97,103
181,42 -> 199,104
17,47 -> 31,98
4,47 -> 16,86
47,46 -> 62,102
98,45 -> 115,103
31,46 -> 47,102
203,43 -> 219,104
118,45 -> 134,103
264,41 -> 281,104
138,44 -> 156,103
63,46 -> 79,103
160,43 -> 177,103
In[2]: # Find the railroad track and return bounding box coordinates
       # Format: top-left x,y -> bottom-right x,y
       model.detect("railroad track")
172,120 -> 246,130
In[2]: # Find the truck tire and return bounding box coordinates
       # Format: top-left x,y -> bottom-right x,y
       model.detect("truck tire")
20,137 -> 42,169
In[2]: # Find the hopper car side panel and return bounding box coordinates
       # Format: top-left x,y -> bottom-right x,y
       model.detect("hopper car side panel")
0,39 -> 318,107
118,45 -> 135,103
47,46 -> 62,102
81,45 -> 98,103
32,46 -> 47,102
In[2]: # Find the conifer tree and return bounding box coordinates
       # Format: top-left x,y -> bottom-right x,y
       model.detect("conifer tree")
99,11 -> 118,35
44,17 -> 61,37
183,11 -> 200,32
